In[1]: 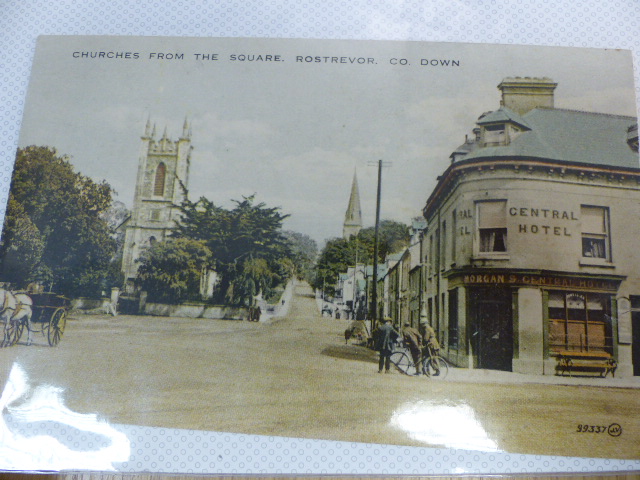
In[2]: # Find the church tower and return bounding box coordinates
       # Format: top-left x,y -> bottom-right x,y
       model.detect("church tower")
343,171 -> 363,239
122,118 -> 192,284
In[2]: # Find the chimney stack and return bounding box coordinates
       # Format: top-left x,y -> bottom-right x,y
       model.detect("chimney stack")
498,77 -> 557,115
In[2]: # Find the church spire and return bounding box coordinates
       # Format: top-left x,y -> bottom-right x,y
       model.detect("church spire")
182,117 -> 191,139
343,170 -> 362,239
144,116 -> 152,138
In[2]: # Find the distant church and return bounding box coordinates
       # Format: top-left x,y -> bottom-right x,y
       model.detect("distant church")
343,171 -> 362,239
121,118 -> 192,286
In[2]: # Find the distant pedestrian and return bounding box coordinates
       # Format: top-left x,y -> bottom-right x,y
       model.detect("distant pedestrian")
374,317 -> 399,373
402,322 -> 423,375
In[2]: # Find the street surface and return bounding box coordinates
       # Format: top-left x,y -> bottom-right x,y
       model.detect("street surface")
1,282 -> 639,459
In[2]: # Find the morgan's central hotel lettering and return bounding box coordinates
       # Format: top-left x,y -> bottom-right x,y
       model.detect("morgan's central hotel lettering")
460,273 -> 618,292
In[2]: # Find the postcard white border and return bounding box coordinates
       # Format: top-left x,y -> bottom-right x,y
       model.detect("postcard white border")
1,0 -> 639,475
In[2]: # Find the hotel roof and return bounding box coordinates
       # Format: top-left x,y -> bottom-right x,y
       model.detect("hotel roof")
456,108 -> 639,169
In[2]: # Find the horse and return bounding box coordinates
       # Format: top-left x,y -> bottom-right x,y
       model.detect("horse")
0,288 -> 33,347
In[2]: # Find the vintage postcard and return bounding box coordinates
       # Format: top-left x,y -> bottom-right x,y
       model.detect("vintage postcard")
0,36 -> 639,466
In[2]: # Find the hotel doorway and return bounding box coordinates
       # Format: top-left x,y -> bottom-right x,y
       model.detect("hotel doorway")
470,287 -> 513,371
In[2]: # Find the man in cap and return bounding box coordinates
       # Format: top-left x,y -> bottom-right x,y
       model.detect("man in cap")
374,317 -> 399,373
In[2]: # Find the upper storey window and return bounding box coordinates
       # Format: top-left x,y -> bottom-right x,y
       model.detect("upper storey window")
483,124 -> 506,146
581,206 -> 610,261
476,107 -> 530,147
477,200 -> 507,253
154,162 -> 166,196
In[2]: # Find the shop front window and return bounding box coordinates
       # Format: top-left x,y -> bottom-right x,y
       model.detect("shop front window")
548,291 -> 612,354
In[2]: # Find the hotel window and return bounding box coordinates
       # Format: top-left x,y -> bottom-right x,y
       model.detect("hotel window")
441,220 -> 446,270
548,292 -> 612,354
581,206 -> 610,260
477,200 -> 507,253
451,210 -> 457,264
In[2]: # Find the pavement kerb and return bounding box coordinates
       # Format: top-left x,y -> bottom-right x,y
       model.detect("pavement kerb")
344,343 -> 640,389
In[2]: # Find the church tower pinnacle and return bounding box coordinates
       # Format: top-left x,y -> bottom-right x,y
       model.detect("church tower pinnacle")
343,170 -> 363,239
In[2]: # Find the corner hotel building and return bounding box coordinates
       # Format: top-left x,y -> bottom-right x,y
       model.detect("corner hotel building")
419,77 -> 640,377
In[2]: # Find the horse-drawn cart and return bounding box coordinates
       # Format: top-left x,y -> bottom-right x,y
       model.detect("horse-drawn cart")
8,292 -> 70,347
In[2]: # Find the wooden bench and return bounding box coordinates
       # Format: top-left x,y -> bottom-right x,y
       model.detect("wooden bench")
555,351 -> 617,378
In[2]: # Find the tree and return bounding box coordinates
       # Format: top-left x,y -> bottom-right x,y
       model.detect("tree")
173,193 -> 292,305
135,238 -> 212,304
313,220 -> 410,294
282,230 -> 318,282
0,197 -> 46,285
0,146 -> 117,297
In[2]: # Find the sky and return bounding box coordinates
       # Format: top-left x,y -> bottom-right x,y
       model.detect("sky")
17,36 -> 638,246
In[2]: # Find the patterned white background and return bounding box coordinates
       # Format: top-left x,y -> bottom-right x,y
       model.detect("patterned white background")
1,0 -> 640,475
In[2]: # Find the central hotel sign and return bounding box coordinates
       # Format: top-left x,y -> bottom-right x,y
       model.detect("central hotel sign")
510,206 -> 577,236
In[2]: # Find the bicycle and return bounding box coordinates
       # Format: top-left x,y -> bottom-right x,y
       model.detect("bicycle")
390,342 -> 449,379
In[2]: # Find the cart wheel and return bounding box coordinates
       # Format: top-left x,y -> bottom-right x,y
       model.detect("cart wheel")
48,308 -> 67,346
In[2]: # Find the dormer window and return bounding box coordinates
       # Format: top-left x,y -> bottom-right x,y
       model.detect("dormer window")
484,124 -> 506,146
477,107 -> 530,147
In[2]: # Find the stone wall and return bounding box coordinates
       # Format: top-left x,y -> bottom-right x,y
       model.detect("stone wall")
144,302 -> 248,320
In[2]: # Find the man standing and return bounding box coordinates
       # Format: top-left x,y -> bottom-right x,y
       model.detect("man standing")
402,322 -> 423,375
374,317 -> 398,373
421,321 -> 440,359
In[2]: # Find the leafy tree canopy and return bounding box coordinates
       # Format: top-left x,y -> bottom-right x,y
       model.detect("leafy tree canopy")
313,219 -> 410,295
171,193 -> 292,305
136,238 -> 211,304
282,230 -> 317,283
0,146 -> 118,296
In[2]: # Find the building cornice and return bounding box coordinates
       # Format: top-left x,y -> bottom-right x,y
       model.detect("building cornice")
423,157 -> 640,221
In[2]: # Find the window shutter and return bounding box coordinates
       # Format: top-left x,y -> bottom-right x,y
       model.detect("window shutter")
478,201 -> 506,229
581,206 -> 605,234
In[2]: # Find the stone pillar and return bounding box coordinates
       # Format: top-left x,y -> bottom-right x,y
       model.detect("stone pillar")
109,287 -> 120,316
615,297 -> 633,378
512,287 -> 544,374
110,287 -> 120,305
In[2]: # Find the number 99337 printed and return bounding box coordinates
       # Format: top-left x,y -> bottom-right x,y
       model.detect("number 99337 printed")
576,423 -> 622,436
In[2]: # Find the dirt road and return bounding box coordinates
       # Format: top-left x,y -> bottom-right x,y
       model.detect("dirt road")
1,282 -> 639,459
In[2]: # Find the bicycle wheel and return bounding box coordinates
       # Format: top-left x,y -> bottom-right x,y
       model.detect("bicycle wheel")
390,351 -> 418,375
423,356 -> 449,379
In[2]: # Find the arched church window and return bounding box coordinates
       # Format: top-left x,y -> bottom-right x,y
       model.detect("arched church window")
149,236 -> 157,246
154,163 -> 166,196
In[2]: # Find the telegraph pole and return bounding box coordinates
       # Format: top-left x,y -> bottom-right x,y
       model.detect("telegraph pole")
368,159 -> 390,326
